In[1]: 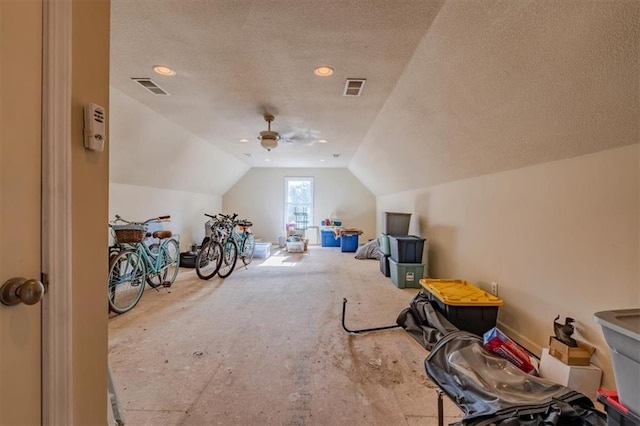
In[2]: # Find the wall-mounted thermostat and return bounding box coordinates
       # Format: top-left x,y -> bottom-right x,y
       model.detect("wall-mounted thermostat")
83,103 -> 106,151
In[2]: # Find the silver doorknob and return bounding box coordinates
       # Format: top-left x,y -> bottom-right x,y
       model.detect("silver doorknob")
0,277 -> 45,306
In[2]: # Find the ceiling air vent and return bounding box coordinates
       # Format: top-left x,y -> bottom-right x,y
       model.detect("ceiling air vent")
343,79 -> 366,97
132,78 -> 169,95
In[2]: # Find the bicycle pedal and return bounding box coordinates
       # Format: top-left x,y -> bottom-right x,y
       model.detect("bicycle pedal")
162,281 -> 172,288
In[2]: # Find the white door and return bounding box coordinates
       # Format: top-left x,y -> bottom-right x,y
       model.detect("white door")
0,0 -> 44,424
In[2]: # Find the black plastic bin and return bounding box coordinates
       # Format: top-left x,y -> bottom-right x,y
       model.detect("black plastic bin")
389,235 -> 425,263
180,251 -> 197,268
420,279 -> 503,337
598,390 -> 640,426
379,254 -> 390,277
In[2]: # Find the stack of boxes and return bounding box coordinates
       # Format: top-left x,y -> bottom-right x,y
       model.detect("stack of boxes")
378,212 -> 428,288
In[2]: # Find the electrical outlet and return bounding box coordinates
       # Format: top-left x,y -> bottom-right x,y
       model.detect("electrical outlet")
490,282 -> 499,296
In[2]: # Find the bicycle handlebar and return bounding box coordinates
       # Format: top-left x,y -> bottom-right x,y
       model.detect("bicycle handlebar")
109,214 -> 171,226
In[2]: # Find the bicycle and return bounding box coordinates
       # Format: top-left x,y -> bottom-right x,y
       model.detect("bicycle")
107,215 -> 180,314
194,213 -> 224,280
214,213 -> 239,278
232,218 -> 255,266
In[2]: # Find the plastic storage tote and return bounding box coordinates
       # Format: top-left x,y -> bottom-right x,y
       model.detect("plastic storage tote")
389,258 -> 425,289
379,254 -> 390,277
340,234 -> 359,252
594,309 -> 640,416
286,241 -> 304,253
382,212 -> 411,236
420,279 -> 503,336
253,242 -> 271,258
597,389 -> 640,426
379,234 -> 391,256
389,235 -> 426,263
320,230 -> 340,247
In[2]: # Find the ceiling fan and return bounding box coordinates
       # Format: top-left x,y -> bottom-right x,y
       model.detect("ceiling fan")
258,113 -> 279,152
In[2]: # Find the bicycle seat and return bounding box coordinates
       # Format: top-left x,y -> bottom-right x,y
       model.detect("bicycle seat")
152,230 -> 172,239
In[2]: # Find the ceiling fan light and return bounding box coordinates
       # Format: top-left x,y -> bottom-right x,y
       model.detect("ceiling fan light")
260,131 -> 279,151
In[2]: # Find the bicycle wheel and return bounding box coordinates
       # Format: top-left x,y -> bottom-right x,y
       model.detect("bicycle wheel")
160,238 -> 180,285
108,249 -> 146,314
146,243 -> 164,288
195,240 -> 223,280
241,234 -> 255,265
217,238 -> 238,278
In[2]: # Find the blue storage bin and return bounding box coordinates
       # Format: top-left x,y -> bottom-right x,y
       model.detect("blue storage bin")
321,230 -> 340,247
340,234 -> 359,252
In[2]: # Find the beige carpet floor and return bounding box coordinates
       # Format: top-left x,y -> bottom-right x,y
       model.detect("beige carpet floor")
108,245 -> 463,425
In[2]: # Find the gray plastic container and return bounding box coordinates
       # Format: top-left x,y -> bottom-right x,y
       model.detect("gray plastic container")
382,212 -> 411,236
593,309 -> 640,415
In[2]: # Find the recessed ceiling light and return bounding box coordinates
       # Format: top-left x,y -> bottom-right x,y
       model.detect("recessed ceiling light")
153,65 -> 176,76
265,158 -> 271,162
320,159 -> 325,162
314,66 -> 334,77
239,139 -> 249,143
317,139 -> 328,144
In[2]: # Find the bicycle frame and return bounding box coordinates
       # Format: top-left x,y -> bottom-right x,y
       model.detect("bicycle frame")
231,226 -> 249,253
134,238 -> 173,276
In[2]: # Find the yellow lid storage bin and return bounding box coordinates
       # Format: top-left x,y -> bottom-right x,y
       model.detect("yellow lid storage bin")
420,279 -> 503,306
419,279 -> 503,336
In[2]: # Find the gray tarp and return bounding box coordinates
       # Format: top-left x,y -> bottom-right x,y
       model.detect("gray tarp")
396,289 -> 459,350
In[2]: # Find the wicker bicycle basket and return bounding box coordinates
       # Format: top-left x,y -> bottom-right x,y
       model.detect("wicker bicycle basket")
113,224 -> 146,244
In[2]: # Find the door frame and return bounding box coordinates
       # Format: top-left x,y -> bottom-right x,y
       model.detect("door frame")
42,0 -> 73,424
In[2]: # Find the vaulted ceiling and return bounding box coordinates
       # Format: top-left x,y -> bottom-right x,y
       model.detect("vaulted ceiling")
110,0 -> 639,196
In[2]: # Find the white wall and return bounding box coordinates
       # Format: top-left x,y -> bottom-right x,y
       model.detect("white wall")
110,183 -> 221,252
109,87 -> 249,195
223,168 -> 376,244
378,144 -> 640,389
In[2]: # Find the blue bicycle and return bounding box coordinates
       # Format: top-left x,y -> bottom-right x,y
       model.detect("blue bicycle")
108,215 -> 180,314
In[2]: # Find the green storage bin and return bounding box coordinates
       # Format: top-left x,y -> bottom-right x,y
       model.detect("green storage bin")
389,258 -> 424,289
378,233 -> 390,255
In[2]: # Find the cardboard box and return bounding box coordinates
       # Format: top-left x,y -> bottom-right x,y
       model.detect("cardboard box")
548,336 -> 595,366
540,348 -> 602,400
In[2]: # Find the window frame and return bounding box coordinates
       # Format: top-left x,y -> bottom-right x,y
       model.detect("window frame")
283,177 -> 314,229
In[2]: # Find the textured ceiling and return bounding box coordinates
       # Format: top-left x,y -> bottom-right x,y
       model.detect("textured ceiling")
110,0 -> 639,196
110,0 -> 444,170
350,0 -> 639,195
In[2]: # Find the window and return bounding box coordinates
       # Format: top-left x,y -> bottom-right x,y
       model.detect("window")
284,177 -> 314,229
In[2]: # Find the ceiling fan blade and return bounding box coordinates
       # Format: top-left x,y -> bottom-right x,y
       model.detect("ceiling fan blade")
280,128 -> 320,145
